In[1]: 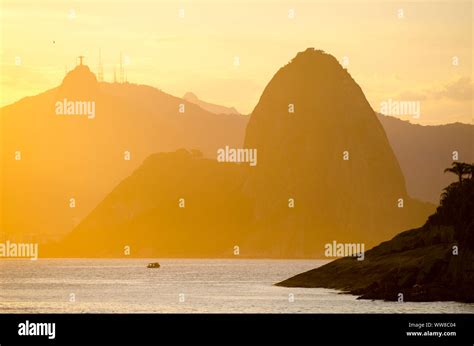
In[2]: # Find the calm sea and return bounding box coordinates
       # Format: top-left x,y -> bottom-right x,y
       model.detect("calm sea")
0,259 -> 472,313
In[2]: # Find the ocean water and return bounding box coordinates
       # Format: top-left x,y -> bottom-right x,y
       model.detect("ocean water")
0,259 -> 472,313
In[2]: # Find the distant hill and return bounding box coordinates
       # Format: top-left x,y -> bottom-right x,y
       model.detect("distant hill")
277,165 -> 474,302
46,149 -> 255,257
177,95 -> 474,207
49,49 -> 434,258
378,114 -> 473,203
0,64 -> 247,241
183,92 -> 240,115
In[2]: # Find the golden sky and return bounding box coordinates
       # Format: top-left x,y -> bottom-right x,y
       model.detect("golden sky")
1,0 -> 472,124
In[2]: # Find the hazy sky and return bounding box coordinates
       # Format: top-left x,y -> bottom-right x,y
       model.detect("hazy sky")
0,0 -> 472,124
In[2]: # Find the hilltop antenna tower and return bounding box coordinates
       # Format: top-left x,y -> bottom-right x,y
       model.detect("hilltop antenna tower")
97,49 -> 104,82
119,52 -> 125,83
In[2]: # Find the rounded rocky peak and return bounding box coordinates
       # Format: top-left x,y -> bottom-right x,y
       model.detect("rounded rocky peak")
59,65 -> 98,96
183,92 -> 199,101
292,47 -> 335,62
253,48 -> 359,118
282,48 -> 349,81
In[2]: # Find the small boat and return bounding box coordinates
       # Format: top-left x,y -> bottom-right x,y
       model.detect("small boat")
147,262 -> 160,269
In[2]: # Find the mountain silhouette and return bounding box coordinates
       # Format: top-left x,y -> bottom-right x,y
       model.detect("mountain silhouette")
377,114 -> 474,203
183,92 -> 240,115
46,149 -> 255,257
0,64 -> 247,242
165,92 -> 474,205
242,48 -> 434,255
59,64 -> 99,97
46,49 -> 434,258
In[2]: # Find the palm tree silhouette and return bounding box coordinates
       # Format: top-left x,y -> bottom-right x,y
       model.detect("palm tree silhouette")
444,162 -> 470,183
464,163 -> 474,179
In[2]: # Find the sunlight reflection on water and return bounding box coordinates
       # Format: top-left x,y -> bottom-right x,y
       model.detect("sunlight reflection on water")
1,259 -> 473,313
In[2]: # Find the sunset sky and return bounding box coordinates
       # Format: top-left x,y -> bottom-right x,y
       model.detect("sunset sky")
0,0 -> 472,124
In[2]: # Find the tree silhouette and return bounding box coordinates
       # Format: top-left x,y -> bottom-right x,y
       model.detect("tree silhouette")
464,162 -> 474,179
430,162 -> 474,250
444,162 -> 470,183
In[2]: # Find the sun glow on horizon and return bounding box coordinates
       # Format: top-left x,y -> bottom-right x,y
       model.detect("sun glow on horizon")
0,0 -> 472,125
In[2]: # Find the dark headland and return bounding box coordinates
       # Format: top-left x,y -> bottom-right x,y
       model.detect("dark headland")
277,163 -> 474,303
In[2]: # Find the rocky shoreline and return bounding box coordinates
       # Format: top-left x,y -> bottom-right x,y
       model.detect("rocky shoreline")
277,168 -> 474,303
